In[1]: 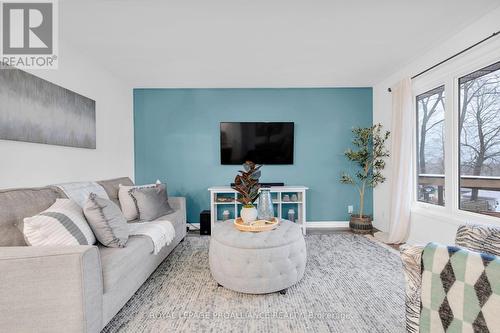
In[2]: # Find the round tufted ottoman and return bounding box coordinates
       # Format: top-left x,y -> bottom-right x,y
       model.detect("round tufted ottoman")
209,219 -> 307,294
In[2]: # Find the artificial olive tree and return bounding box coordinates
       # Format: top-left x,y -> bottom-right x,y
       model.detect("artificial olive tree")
340,124 -> 390,218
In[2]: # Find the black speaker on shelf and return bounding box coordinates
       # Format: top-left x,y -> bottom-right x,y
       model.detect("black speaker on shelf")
200,210 -> 211,235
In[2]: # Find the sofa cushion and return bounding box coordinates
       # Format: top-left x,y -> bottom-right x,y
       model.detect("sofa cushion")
101,205 -> 186,325
400,244 -> 425,333
23,198 -> 96,246
154,209 -> 184,228
99,211 -> 183,293
0,186 -> 66,246
84,194 -> 129,248
130,184 -> 173,221
56,181 -> 109,208
118,183 -> 156,221
420,243 -> 500,332
99,236 -> 153,292
455,223 -> 500,256
97,177 -> 134,207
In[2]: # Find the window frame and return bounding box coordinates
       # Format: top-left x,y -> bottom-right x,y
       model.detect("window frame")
411,42 -> 500,226
415,84 -> 446,207
457,60 -> 500,217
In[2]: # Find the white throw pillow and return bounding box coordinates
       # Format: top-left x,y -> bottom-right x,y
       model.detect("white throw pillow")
118,183 -> 156,221
55,181 -> 109,208
22,199 -> 96,246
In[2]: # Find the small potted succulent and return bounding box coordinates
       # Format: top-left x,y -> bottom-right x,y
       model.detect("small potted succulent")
340,124 -> 390,234
233,161 -> 262,224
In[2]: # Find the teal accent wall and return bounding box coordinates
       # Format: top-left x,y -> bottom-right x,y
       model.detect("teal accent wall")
134,88 -> 373,223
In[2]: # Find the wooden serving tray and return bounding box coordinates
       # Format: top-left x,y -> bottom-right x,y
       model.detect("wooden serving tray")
234,217 -> 279,232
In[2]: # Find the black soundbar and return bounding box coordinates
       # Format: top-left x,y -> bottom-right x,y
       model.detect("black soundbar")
230,182 -> 284,187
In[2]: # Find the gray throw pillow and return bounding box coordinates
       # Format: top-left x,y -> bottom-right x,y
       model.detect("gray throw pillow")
130,184 -> 174,221
83,193 -> 129,247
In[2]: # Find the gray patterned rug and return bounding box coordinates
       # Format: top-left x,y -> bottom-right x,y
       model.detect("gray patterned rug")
103,233 -> 405,333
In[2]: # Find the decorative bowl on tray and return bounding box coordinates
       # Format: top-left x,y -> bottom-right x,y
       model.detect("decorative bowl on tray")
233,217 -> 279,232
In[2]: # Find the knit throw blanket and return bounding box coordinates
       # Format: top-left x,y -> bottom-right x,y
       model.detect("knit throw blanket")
128,220 -> 175,255
420,243 -> 500,333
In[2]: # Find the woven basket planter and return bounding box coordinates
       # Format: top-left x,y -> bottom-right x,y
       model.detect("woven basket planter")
349,215 -> 373,234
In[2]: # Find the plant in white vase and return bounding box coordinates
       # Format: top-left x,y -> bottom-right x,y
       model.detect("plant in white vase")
233,161 -> 261,224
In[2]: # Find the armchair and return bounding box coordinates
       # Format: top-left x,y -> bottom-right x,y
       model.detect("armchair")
400,223 -> 500,333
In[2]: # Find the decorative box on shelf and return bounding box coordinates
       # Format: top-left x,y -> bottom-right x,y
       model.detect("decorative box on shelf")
208,186 -> 308,235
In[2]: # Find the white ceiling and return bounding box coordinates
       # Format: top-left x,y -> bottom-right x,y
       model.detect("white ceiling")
60,0 -> 500,87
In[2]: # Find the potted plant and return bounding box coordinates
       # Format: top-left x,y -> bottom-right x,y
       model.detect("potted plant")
340,123 -> 390,234
233,161 -> 262,224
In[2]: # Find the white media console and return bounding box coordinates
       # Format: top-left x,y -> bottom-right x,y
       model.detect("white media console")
208,186 -> 309,234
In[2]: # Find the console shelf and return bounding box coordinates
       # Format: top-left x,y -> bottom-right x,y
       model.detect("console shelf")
208,186 -> 308,235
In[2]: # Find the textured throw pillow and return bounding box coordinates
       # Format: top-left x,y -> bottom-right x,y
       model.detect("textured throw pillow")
118,183 -> 156,221
83,193 -> 129,247
130,184 -> 174,221
22,199 -> 96,246
56,181 -> 109,207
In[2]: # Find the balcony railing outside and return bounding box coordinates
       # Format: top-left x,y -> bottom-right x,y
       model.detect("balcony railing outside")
417,174 -> 500,217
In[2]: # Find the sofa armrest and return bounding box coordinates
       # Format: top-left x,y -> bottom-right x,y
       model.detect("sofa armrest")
169,196 -> 187,221
0,246 -> 103,333
400,244 -> 425,333
455,223 -> 500,256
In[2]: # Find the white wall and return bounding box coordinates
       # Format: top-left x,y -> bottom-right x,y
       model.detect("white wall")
373,7 -> 500,243
0,44 -> 134,188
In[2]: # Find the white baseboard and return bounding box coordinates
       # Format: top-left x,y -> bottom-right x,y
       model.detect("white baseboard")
306,221 -> 349,229
187,223 -> 200,230
187,221 -> 349,231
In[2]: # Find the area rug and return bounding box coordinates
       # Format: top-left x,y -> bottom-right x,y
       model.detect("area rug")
103,233 -> 405,333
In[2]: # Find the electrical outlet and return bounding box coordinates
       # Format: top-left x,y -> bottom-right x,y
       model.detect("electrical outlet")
348,205 -> 354,214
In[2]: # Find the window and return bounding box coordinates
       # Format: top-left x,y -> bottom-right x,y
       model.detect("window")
416,86 -> 445,206
459,61 -> 500,217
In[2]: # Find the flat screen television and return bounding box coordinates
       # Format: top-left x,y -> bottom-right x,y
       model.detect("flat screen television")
220,122 -> 294,165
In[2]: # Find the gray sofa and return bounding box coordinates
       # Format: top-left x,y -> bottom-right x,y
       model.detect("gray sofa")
0,177 -> 186,333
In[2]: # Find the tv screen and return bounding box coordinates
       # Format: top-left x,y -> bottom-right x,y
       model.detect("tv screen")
220,122 -> 294,165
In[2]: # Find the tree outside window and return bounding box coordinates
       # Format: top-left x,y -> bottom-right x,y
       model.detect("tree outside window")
416,86 -> 445,206
459,61 -> 500,217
